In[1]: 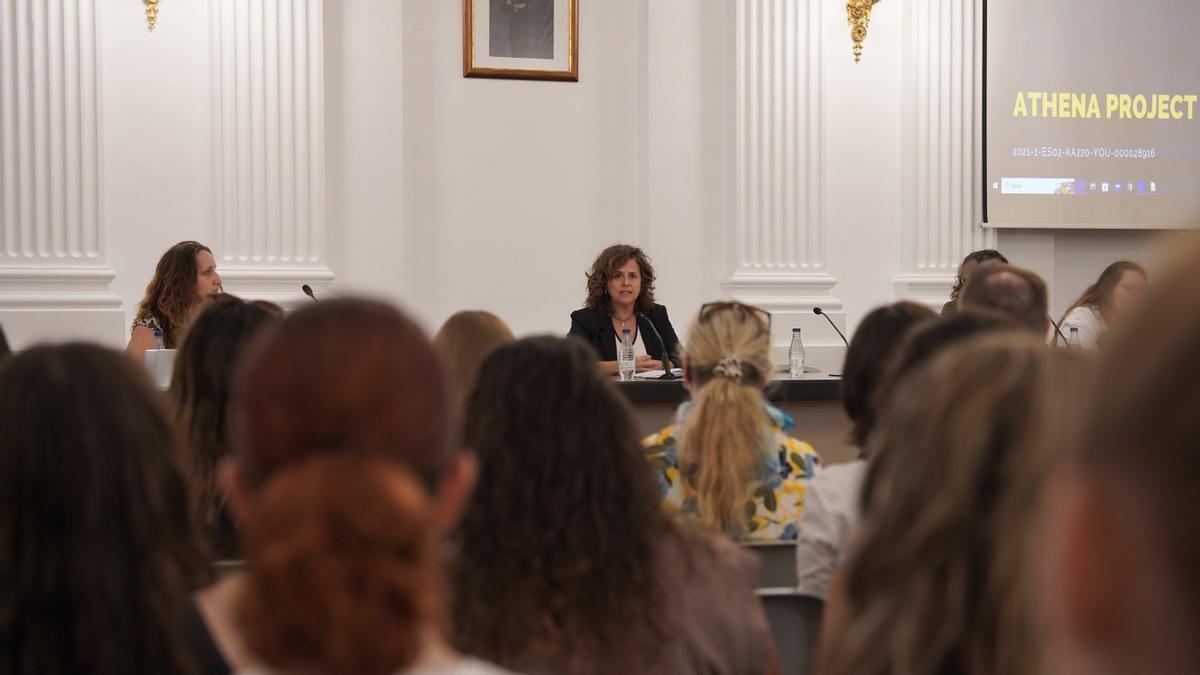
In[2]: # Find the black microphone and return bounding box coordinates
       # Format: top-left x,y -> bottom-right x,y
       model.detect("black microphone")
301,284 -> 318,303
636,312 -> 678,380
1048,314 -> 1069,347
813,307 -> 849,347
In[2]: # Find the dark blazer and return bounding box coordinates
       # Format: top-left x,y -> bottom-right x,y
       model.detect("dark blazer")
568,304 -> 682,367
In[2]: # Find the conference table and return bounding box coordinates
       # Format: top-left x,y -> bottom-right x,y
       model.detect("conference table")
616,371 -> 857,466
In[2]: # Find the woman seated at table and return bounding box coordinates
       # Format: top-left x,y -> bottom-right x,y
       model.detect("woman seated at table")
1059,260 -> 1148,349
126,240 -> 224,362
568,244 -> 680,376
644,301 -> 820,541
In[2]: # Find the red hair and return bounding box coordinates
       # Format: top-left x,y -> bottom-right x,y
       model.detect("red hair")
238,453 -> 442,675
230,298 -> 450,490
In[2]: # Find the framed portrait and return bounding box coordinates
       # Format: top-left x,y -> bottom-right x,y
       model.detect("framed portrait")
463,0 -> 579,82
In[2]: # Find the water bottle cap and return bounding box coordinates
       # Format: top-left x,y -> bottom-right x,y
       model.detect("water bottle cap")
154,329 -> 163,337
792,327 -> 802,333
622,328 -> 631,334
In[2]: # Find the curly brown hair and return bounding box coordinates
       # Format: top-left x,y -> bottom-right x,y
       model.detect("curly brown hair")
134,241 -> 214,348
238,453 -> 442,675
451,337 -> 668,674
584,244 -> 657,314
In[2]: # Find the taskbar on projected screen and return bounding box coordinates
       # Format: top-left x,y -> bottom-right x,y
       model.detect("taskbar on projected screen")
993,177 -> 1162,197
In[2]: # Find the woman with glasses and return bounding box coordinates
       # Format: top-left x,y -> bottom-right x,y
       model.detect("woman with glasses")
644,302 -> 820,541
1059,261 -> 1148,349
568,244 -> 681,376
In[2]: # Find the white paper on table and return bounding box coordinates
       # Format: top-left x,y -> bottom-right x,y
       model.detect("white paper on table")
633,368 -> 684,380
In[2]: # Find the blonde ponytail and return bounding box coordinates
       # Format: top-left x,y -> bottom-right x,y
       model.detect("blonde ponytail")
679,305 -> 773,535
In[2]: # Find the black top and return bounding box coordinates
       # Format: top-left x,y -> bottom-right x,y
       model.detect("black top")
568,304 -> 682,367
183,600 -> 231,675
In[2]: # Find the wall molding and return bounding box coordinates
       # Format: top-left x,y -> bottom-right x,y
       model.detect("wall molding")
210,0 -> 333,304
895,0 -> 996,300
726,0 -> 836,307
0,0 -> 120,317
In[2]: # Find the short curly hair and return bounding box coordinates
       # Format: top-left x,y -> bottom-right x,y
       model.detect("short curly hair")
584,244 -> 656,314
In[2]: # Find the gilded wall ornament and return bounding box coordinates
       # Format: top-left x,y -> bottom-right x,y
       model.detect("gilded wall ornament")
847,0 -> 882,63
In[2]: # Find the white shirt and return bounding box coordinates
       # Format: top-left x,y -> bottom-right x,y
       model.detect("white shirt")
614,326 -> 648,359
794,460 -> 867,599
1061,305 -> 1103,349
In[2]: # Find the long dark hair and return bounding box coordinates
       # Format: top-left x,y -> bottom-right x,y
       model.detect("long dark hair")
1059,260 -> 1147,325
950,249 -> 1008,303
583,244 -> 657,315
170,296 -> 279,528
0,344 -> 210,675
134,241 -> 214,348
842,302 -> 936,447
451,337 -> 668,673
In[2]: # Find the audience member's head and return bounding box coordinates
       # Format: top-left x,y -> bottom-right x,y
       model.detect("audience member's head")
238,454 -> 444,675
948,249 -> 1009,307
1040,248 -> 1200,675
0,343 -> 209,675
1060,260 -> 1148,327
842,302 -> 936,447
452,336 -> 668,673
229,298 -> 471,526
825,335 -> 1091,675
170,296 -> 280,552
432,310 -> 514,439
960,262 -> 1049,334
0,322 -> 10,360
859,312 -> 1016,455
135,240 -> 223,348
677,302 -> 774,534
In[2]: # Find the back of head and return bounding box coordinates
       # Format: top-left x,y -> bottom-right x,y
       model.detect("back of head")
679,303 -> 773,535
239,454 -> 440,675
842,302 -> 937,447
0,343 -> 207,675
950,249 -> 1010,303
859,312 -> 1017,453
453,336 -> 666,672
432,310 -> 514,438
230,297 -> 448,490
960,263 -> 1049,334
1073,247 -> 1200,668
171,296 -> 280,519
0,322 -> 9,359
829,334 -> 1082,675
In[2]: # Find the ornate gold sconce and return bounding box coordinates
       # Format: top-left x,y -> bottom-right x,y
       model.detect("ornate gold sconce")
144,0 -> 159,31
847,0 -> 882,63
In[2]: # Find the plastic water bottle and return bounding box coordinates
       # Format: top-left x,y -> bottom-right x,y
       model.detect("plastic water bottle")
153,329 -> 165,350
1068,326 -> 1081,348
788,328 -> 805,378
618,328 -> 636,381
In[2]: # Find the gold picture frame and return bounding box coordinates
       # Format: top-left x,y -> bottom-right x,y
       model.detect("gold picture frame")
463,0 -> 579,82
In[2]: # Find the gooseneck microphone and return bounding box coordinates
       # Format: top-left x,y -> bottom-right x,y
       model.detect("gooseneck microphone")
637,312 -> 678,380
813,307 -> 849,347
1048,315 -> 1069,347
301,284 -> 318,303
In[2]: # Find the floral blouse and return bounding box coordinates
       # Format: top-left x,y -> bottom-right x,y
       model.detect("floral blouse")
644,403 -> 820,542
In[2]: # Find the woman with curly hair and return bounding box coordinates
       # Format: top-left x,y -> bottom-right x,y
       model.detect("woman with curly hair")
942,249 -> 1008,315
568,244 -> 681,375
452,337 -> 775,675
126,241 -> 224,361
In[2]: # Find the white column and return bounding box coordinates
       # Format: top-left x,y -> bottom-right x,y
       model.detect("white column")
723,0 -> 843,368
210,0 -> 333,304
895,0 -> 996,307
0,0 -> 122,348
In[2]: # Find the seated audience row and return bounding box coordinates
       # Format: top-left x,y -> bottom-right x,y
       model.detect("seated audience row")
4,238 -> 1182,675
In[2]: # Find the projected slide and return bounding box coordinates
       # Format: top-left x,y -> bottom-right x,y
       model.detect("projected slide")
986,0 -> 1199,228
